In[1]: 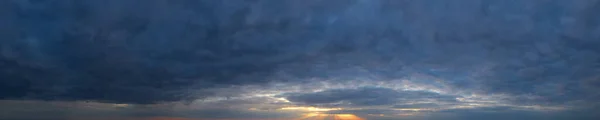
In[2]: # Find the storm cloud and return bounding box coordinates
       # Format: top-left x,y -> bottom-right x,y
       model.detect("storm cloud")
1,0 -> 600,119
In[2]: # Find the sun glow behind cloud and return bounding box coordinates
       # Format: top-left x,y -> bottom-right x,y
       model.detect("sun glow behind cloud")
333,114 -> 364,120
296,113 -> 364,120
184,77 -> 570,118
280,107 -> 342,112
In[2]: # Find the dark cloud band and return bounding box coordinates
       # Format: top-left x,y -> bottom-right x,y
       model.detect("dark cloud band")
1,0 -> 599,107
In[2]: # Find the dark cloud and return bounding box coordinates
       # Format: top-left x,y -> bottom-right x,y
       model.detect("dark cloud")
430,106 -> 600,120
283,87 -> 456,106
1,0 -> 599,110
0,100 -> 297,120
176,109 -> 298,119
432,107 -> 546,120
0,0 -> 355,104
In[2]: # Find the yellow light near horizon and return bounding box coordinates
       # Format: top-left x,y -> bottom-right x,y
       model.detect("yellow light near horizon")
280,107 -> 342,112
333,114 -> 364,120
295,113 -> 364,120
335,114 -> 354,117
295,113 -> 328,120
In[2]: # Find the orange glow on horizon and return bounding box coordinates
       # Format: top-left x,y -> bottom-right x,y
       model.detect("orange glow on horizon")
333,114 -> 364,120
295,113 -> 364,120
280,107 -> 342,112
67,113 -> 364,120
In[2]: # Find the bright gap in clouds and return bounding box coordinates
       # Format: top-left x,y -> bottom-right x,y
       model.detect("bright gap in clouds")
189,77 -> 567,119
297,113 -> 364,120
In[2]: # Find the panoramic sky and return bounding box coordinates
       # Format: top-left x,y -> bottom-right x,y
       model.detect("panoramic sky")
1,0 -> 600,120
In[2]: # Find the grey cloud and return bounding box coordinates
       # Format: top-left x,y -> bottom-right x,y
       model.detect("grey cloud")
392,103 -> 442,109
1,0 -> 600,108
430,106 -> 600,120
174,109 -> 297,119
283,87 -> 457,106
332,106 -> 600,120
0,100 -> 296,120
325,109 -> 398,115
438,106 -> 516,113
0,0 -> 361,104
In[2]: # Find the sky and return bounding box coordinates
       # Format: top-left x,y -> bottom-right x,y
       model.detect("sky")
1,0 -> 600,120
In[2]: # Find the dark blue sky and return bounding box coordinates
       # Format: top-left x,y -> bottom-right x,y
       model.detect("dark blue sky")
1,0 -> 599,120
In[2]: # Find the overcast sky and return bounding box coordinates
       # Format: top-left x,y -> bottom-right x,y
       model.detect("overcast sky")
1,0 -> 600,120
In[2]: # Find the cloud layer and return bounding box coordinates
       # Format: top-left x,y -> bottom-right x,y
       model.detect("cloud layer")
284,87 -> 456,106
1,0 -> 600,119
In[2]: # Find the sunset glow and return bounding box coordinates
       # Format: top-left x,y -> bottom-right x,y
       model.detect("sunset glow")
280,107 -> 342,112
333,114 -> 364,120
295,113 -> 364,120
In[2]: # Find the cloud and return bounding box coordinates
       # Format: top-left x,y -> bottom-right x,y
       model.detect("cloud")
0,0 -> 599,112
392,103 -> 442,109
283,87 -> 457,107
325,109 -> 398,115
0,100 -> 298,120
431,106 -> 600,120
0,0 -> 342,104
